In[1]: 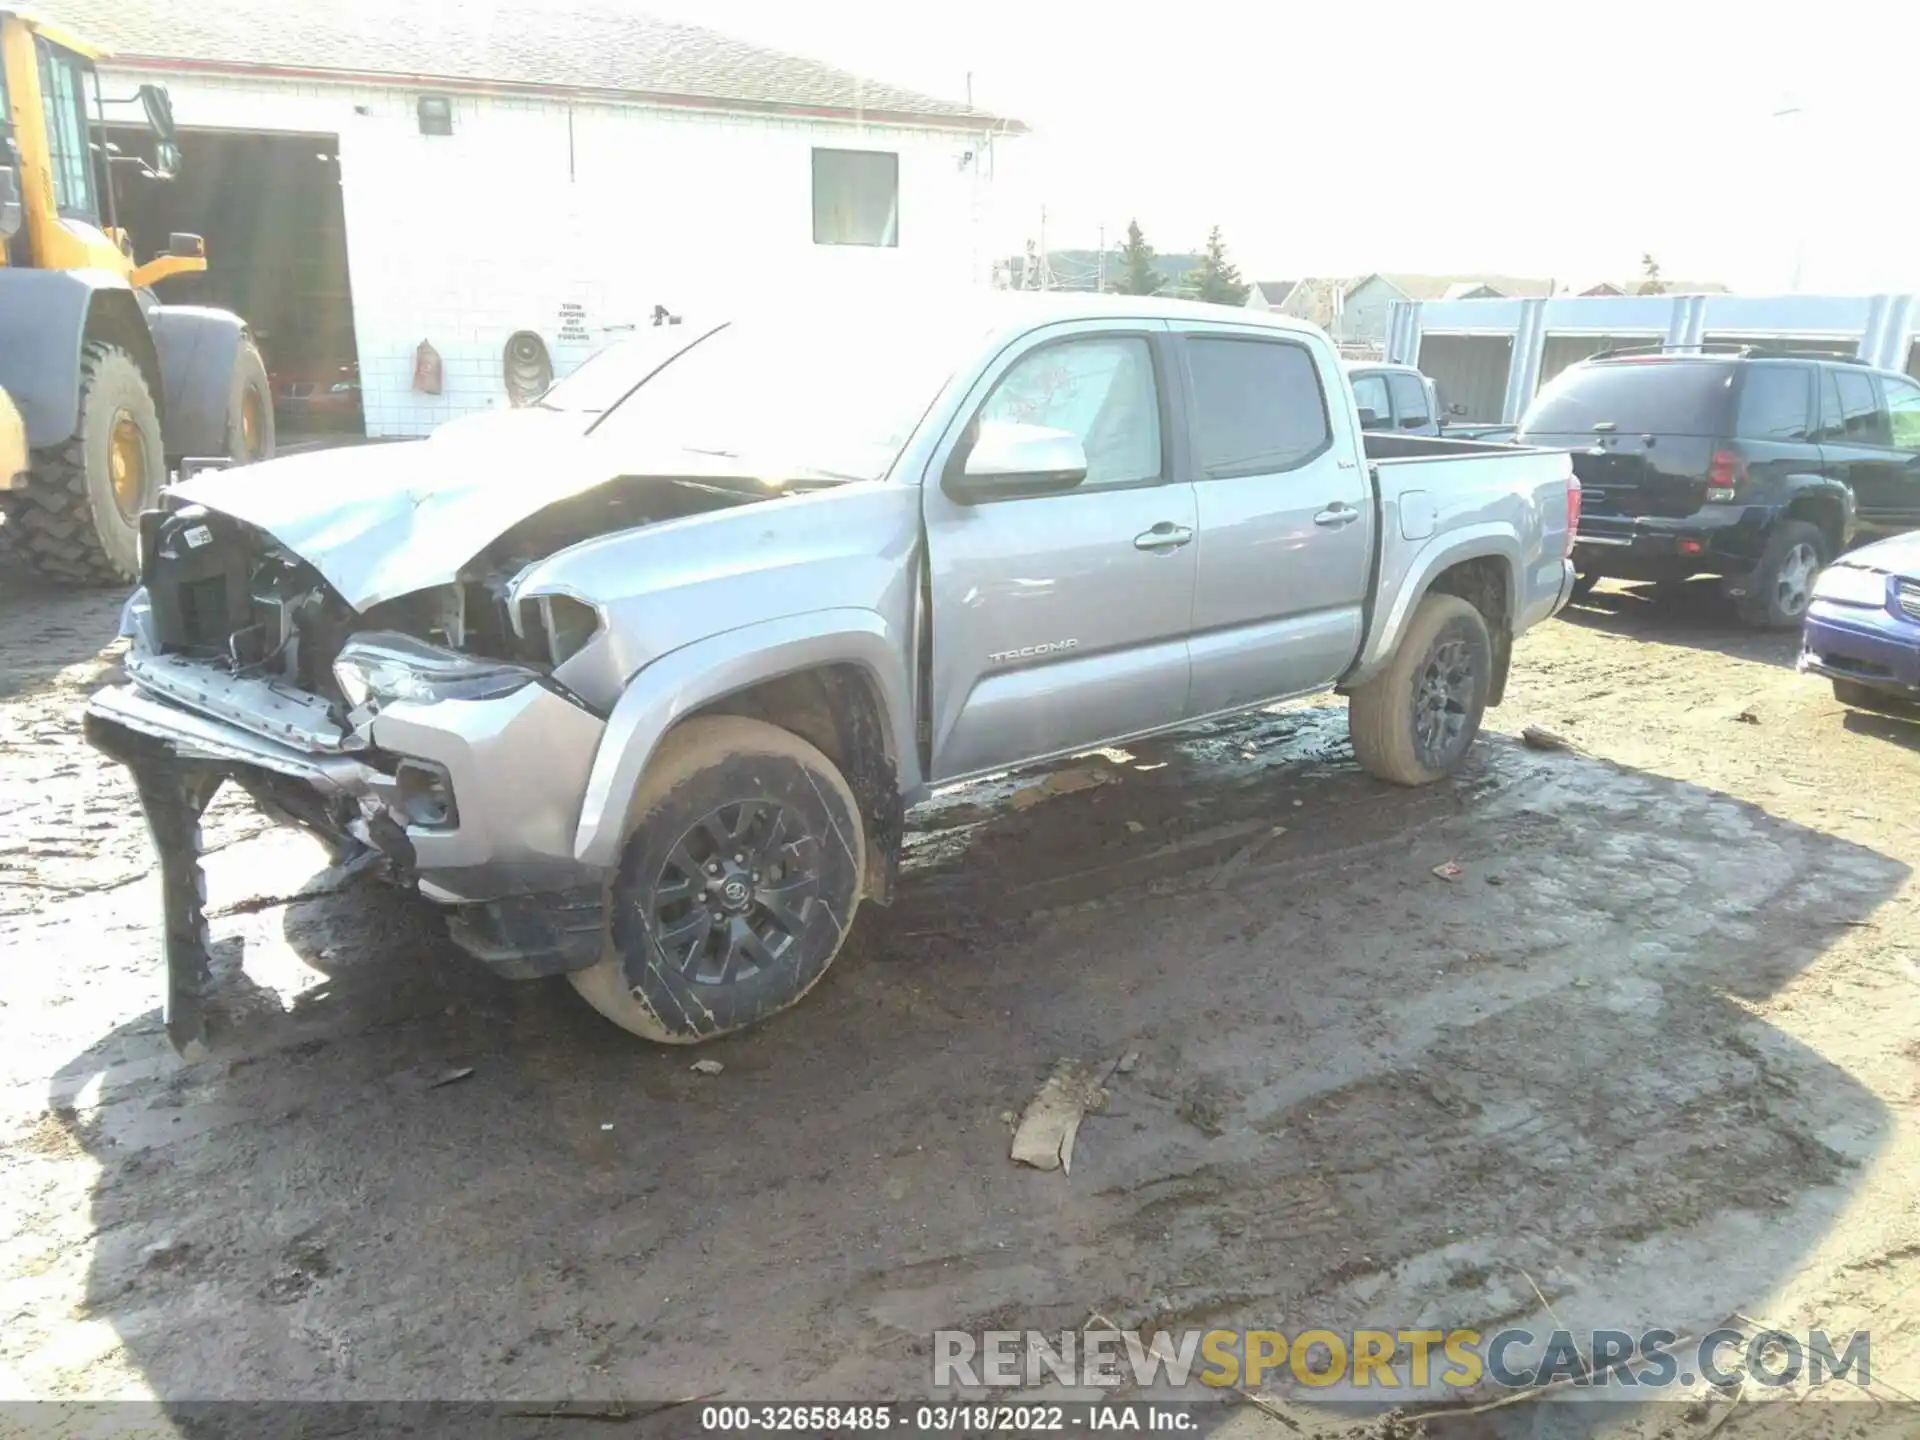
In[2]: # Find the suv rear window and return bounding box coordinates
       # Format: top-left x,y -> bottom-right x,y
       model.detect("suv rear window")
1521,361 -> 1736,437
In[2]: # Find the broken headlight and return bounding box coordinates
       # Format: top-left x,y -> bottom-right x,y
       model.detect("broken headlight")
333,631 -> 539,710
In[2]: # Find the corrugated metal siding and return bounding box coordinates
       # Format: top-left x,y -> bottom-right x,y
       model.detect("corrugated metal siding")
1418,335 -> 1511,422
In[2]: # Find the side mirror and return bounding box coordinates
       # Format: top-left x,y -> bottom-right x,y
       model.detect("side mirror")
1356,407 -> 1384,430
1447,403 -> 1468,417
945,421 -> 1087,503
0,167 -> 20,241
139,85 -> 181,177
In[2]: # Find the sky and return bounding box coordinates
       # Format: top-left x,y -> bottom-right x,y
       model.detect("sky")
634,0 -> 1919,296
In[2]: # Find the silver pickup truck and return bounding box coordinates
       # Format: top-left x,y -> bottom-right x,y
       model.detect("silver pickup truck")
85,294 -> 1578,1053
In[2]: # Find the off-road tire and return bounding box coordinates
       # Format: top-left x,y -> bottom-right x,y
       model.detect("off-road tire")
224,336 -> 275,464
1348,593 -> 1493,787
3,343 -> 165,585
1735,520 -> 1826,629
569,715 -> 866,1044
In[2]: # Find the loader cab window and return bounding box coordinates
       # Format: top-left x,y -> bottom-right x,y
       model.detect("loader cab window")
36,39 -> 99,224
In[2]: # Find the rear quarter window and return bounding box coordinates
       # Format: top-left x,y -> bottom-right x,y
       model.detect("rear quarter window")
1521,361 -> 1736,437
1734,366 -> 1813,441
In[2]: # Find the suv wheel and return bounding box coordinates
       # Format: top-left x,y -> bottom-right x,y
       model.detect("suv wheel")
1736,520 -> 1826,629
570,716 -> 866,1043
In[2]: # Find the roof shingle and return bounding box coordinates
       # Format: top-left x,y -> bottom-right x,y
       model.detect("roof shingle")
41,0 -> 1017,128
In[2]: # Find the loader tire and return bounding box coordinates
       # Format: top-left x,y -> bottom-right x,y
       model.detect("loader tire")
3,343 -> 164,585
570,715 -> 866,1044
224,336 -> 275,464
1348,593 -> 1492,787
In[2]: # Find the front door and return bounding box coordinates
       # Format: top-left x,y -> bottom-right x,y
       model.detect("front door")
923,322 -> 1197,782
1175,325 -> 1374,718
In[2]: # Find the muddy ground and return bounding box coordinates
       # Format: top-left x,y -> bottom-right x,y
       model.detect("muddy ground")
2,573 -> 1919,1436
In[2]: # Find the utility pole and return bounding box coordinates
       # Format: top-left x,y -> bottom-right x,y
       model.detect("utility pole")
1097,223 -> 1106,293
1774,94 -> 1808,291
1039,205 -> 1050,290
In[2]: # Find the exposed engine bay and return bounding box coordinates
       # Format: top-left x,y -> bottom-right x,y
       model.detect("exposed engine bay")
134,472 -> 786,718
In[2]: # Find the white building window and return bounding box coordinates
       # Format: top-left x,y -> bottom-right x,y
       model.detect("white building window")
812,148 -> 898,247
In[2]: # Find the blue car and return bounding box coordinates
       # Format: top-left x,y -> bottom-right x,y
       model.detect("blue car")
1800,531 -> 1920,710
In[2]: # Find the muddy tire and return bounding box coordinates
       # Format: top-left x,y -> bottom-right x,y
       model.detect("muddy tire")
1348,593 -> 1493,787
1735,520 -> 1825,630
224,336 -> 275,464
2,343 -> 165,585
569,715 -> 866,1044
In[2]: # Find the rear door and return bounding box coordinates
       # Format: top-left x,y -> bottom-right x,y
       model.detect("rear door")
1175,324 -> 1372,717
1816,367 -> 1919,527
1729,362 -> 1820,492
922,321 -> 1198,781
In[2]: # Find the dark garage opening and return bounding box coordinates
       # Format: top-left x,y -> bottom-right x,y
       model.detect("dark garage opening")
105,125 -> 363,440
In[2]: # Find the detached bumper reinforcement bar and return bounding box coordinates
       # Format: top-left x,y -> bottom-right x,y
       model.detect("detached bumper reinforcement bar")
83,714 -> 226,1059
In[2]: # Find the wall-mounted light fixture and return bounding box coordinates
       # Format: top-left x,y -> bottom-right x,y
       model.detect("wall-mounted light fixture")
417,96 -> 453,136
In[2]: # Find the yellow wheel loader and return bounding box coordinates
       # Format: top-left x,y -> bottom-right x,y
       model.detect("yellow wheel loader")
0,9 -> 273,584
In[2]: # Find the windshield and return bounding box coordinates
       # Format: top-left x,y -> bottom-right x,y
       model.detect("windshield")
536,326 -> 724,415
584,309 -> 988,483
1520,361 -> 1736,438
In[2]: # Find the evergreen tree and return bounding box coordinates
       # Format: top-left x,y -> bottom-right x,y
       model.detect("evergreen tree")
1109,220 -> 1164,296
1183,226 -> 1252,306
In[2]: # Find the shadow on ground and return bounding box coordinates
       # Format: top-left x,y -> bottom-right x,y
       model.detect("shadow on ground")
32,700 -> 1910,1423
0,569 -> 127,700
1558,579 -> 1799,667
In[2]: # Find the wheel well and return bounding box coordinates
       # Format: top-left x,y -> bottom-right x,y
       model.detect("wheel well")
1427,555 -> 1514,706
689,663 -> 903,905
83,291 -> 164,427
1785,493 -> 1845,557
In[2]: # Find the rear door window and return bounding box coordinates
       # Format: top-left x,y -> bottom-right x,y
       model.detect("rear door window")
1733,366 -> 1812,441
1520,361 -> 1736,437
1350,372 -> 1390,429
1185,336 -> 1331,479
1387,373 -> 1431,430
1832,369 -> 1889,446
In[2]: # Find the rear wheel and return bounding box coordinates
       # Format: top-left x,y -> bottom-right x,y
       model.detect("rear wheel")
2,342 -> 164,585
569,716 -> 866,1043
224,337 -> 275,464
1736,520 -> 1825,629
1348,593 -> 1493,786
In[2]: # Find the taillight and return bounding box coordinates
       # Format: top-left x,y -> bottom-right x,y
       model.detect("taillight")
1565,476 -> 1581,558
1707,450 -> 1746,502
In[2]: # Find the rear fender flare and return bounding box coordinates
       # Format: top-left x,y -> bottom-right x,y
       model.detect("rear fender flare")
1775,476 -> 1856,552
1345,526 -> 1521,688
148,305 -> 250,460
572,609 -> 917,869
0,268 -> 160,449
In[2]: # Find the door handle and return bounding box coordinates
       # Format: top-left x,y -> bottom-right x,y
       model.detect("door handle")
1314,502 -> 1360,528
1133,522 -> 1194,551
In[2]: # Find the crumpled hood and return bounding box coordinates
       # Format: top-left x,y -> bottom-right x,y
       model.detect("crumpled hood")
173,410 -> 673,610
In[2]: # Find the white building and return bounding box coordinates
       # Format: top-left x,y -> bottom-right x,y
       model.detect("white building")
49,0 -> 1022,436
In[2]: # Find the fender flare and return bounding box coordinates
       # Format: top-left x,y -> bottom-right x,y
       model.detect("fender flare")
0,268 -> 159,449
572,609 -> 917,869
1345,525 -> 1522,688
147,304 -> 251,459
1773,475 -> 1857,547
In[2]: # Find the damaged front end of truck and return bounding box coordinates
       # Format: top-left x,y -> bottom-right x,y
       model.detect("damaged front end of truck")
83,436 -> 812,1056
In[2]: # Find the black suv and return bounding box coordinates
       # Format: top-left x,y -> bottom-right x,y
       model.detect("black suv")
1516,346 -> 1920,628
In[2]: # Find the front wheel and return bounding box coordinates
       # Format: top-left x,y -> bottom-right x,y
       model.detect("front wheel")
569,715 -> 866,1043
1736,520 -> 1825,629
1348,593 -> 1493,787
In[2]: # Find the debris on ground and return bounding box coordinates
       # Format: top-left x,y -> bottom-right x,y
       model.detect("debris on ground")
426,1067 -> 474,1090
1432,861 -> 1463,881
1008,765 -> 1114,811
690,1059 -> 725,1076
1521,725 -> 1574,752
1010,1061 -> 1108,1174
1734,709 -> 1761,725
1117,1050 -> 1141,1075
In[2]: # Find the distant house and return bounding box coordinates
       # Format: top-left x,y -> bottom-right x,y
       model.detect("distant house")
1579,280 -> 1731,297
1244,280 -> 1297,312
1270,274 -> 1554,346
